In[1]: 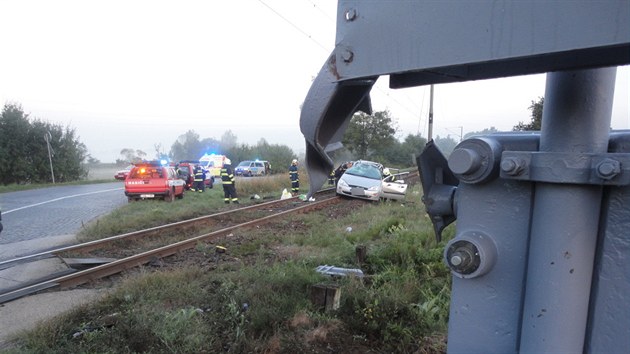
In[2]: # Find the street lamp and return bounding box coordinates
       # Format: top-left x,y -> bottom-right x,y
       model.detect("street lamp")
44,131 -> 55,183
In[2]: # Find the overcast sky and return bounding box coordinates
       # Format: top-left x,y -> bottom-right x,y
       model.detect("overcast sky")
1,0 -> 628,163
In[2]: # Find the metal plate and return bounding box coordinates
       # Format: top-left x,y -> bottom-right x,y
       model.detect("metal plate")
140,194 -> 155,198
350,187 -> 365,196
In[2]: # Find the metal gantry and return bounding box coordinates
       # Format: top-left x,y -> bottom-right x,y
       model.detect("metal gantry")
299,1 -> 630,352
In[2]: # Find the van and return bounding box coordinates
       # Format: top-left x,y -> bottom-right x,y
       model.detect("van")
234,160 -> 271,177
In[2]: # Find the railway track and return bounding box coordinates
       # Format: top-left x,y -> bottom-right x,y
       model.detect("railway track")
0,171 -> 420,304
0,189 -> 340,304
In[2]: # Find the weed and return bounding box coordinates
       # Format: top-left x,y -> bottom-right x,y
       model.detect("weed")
14,183 -> 453,353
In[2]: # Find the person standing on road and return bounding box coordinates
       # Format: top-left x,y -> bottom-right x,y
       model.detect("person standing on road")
221,158 -> 239,204
289,159 -> 300,196
192,165 -> 205,193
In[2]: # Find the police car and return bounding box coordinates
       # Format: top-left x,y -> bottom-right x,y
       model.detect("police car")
234,160 -> 271,177
125,161 -> 186,202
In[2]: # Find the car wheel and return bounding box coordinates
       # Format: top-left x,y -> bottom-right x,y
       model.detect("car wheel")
177,190 -> 184,199
127,197 -> 136,203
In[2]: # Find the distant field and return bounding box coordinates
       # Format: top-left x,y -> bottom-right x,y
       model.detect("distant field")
86,164 -> 120,180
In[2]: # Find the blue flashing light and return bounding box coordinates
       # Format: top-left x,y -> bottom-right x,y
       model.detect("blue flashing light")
160,159 -> 168,166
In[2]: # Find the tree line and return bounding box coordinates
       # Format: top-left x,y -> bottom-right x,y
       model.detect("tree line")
1,96 -> 544,185
0,103 -> 88,185
120,110 -> 429,173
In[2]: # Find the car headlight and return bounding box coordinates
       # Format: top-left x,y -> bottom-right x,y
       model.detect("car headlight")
367,185 -> 380,192
338,179 -> 349,188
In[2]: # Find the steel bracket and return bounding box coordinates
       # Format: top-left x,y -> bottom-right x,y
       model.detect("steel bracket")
500,151 -> 630,185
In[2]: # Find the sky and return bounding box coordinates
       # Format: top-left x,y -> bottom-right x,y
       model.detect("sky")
1,0 -> 628,163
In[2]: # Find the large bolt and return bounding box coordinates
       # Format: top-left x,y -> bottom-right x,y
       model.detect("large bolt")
596,158 -> 621,180
449,148 -> 482,175
501,157 -> 526,176
341,49 -> 354,63
345,8 -> 357,21
446,241 -> 479,275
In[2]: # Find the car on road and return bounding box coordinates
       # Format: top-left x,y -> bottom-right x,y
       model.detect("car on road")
234,160 -> 271,177
124,162 -> 185,202
335,160 -> 408,201
114,165 -> 133,180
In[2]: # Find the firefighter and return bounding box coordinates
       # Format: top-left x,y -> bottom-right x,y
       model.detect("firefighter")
221,158 -> 239,204
289,159 -> 300,196
328,169 -> 335,186
383,168 -> 397,181
193,165 -> 205,193
334,161 -> 353,185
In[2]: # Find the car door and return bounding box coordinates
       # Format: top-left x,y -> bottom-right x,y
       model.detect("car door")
254,162 -> 264,175
381,175 -> 408,200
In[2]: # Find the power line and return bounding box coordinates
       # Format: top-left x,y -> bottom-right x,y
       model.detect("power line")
306,0 -> 336,22
260,0 -> 428,136
258,0 -> 329,53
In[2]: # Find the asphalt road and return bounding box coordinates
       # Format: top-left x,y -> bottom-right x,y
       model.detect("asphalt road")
0,182 -> 127,244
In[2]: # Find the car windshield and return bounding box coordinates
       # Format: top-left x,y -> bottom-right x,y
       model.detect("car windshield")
237,161 -> 251,167
345,163 -> 382,180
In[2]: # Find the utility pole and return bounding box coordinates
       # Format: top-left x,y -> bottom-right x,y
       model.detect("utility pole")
44,131 -> 55,184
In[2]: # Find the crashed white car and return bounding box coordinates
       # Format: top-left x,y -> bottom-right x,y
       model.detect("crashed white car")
336,160 -> 408,201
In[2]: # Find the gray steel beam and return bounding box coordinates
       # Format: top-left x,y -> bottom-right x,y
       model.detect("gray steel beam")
336,1 -> 629,85
520,68 -> 617,353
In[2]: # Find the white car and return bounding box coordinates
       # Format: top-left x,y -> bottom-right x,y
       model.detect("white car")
336,160 -> 408,201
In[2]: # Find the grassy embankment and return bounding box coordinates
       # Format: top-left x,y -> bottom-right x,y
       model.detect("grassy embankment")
0,164 -> 120,194
8,173 -> 454,353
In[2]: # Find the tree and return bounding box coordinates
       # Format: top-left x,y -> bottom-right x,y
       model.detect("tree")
120,148 -> 147,163
434,135 -> 458,157
343,110 -> 397,160
514,97 -> 544,131
0,103 -> 88,184
169,130 -> 202,161
220,130 -> 238,151
463,127 -> 500,140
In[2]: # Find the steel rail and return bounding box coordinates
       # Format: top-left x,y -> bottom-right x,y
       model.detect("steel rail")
0,196 -> 342,303
0,188 -> 336,269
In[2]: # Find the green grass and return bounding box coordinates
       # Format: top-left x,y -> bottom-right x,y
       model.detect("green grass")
9,181 -> 453,353
77,174 -> 311,242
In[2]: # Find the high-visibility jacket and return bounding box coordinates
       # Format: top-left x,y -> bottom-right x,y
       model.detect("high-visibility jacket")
194,167 -> 205,182
221,165 -> 235,184
289,165 -> 299,181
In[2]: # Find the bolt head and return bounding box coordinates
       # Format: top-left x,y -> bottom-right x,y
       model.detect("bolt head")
345,8 -> 357,21
501,157 -> 525,176
596,159 -> 621,180
341,49 -> 354,63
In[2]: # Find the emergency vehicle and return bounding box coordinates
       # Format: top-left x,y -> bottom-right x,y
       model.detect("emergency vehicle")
125,161 -> 185,202
199,153 -> 225,177
235,160 -> 271,176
